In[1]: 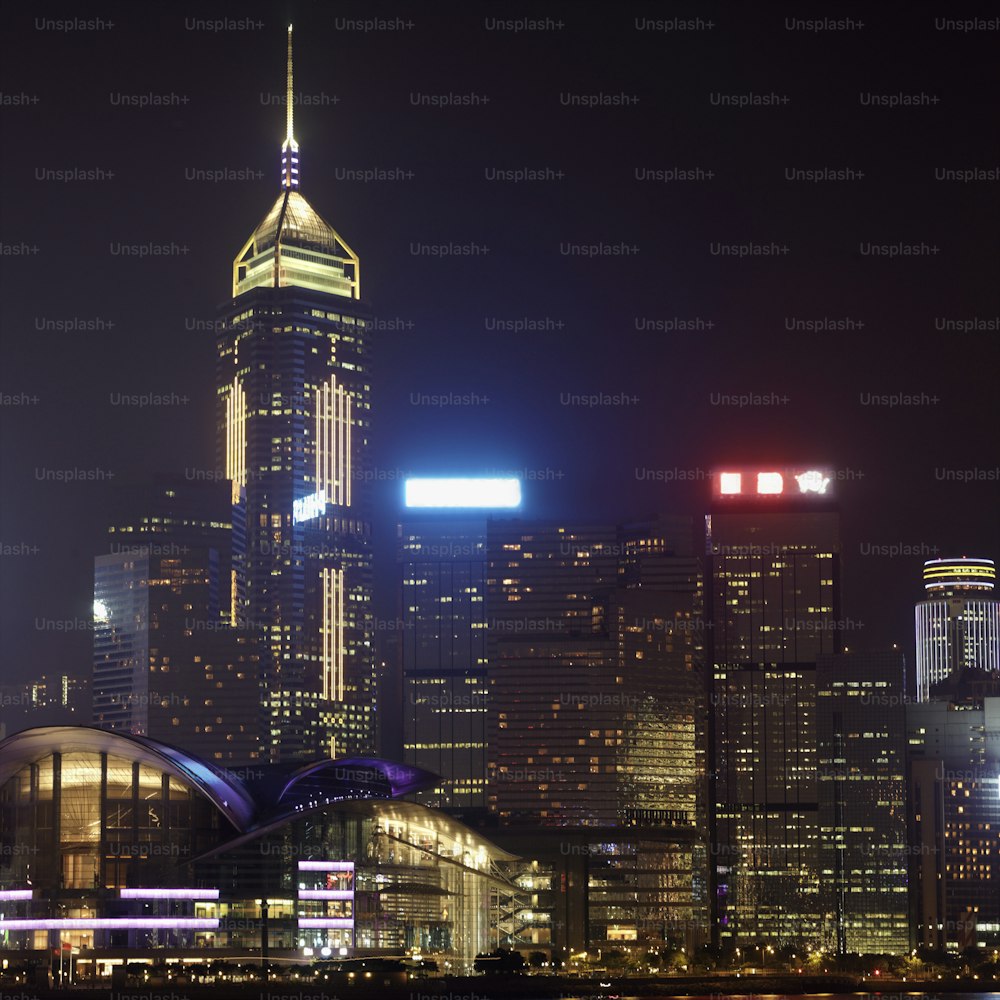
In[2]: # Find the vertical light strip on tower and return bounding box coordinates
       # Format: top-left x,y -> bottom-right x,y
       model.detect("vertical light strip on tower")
280,24 -> 299,190
315,374 -> 352,507
342,377 -> 351,508
322,566 -> 345,702
230,567 -> 239,628
225,378 -> 246,505
915,603 -> 947,701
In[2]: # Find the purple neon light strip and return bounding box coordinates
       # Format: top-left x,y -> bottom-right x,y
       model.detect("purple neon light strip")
297,861 -> 355,871
0,890 -> 32,901
297,917 -> 354,929
0,918 -> 220,930
119,888 -> 220,899
297,889 -> 354,900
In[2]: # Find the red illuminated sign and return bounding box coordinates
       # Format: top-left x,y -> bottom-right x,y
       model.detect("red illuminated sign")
715,468 -> 833,498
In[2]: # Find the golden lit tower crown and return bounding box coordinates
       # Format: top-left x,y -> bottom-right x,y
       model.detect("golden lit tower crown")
232,24 -> 360,299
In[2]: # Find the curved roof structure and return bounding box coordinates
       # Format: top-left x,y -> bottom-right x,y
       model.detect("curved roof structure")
192,797 -> 518,866
276,756 -> 440,807
0,726 -> 257,832
0,727 -> 441,838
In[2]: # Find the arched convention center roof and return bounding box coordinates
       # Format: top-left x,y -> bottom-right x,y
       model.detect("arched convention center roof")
0,727 -> 441,836
0,726 -> 258,832
275,755 -> 440,807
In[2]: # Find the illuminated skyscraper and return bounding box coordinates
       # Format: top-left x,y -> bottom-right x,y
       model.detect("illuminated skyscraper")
398,478 -> 523,815
707,467 -> 841,949
915,557 -> 999,701
217,27 -> 374,761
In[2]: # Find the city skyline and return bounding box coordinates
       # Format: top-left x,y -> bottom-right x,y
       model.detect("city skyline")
0,8 -> 999,983
2,4 -> 998,689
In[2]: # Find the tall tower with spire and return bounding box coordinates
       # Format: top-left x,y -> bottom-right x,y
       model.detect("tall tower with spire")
217,26 -> 374,762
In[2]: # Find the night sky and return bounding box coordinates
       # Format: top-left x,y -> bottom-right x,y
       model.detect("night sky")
1,2 -> 998,689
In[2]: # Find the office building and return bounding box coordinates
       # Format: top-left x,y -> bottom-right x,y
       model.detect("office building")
908,669 -> 1000,950
398,477 -> 522,815
708,466 -> 841,949
0,675 -> 90,740
915,557 -> 999,701
92,479 -> 261,764
400,519 -> 489,814
816,649 -> 909,954
485,515 -> 708,953
216,27 -> 374,761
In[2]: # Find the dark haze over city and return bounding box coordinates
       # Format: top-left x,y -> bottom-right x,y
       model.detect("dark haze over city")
1,1 -> 998,688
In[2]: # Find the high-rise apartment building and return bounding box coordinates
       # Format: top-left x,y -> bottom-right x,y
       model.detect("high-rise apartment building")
915,557 -> 999,701
707,466 -> 841,949
216,27 -> 374,761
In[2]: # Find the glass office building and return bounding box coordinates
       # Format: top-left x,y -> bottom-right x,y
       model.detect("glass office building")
707,467 -> 841,949
216,28 -> 374,761
484,516 -> 708,953
399,516 -> 491,814
816,650 -> 909,954
0,726 -> 518,983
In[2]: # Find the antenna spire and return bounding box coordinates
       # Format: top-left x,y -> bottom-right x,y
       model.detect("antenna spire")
280,24 -> 299,190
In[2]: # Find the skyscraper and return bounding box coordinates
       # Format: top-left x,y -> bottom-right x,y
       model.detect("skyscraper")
485,515 -> 708,953
915,557 -> 999,701
707,466 -> 841,950
816,649 -> 909,955
216,27 -> 374,761
908,670 -> 1000,950
92,479 -> 261,764
398,478 -> 522,816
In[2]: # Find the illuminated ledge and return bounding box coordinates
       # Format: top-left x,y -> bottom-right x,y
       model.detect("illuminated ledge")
297,861 -> 355,871
297,890 -> 353,900
120,888 -> 220,900
0,890 -> 32,901
297,918 -> 354,929
0,918 -> 220,930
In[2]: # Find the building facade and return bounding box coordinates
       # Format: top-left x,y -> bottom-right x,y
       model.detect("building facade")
816,650 -> 909,954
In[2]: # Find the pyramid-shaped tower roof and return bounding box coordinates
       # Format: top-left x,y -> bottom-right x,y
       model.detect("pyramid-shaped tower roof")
231,26 -> 359,300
